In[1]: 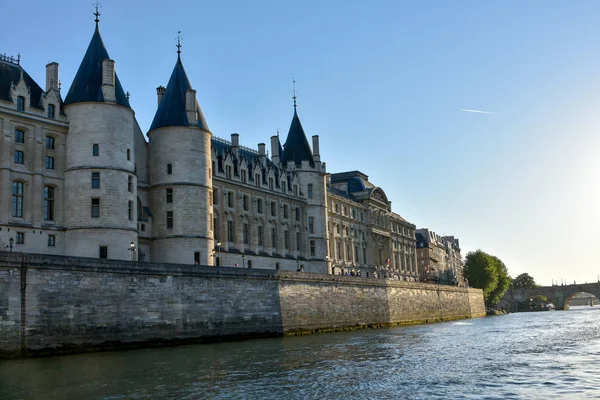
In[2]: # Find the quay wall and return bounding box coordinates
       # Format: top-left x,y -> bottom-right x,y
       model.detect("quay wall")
0,252 -> 485,358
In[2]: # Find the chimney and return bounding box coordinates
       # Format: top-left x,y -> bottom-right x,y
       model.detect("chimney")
270,135 -> 280,164
258,143 -> 266,156
231,133 -> 239,158
185,89 -> 197,124
101,59 -> 116,102
312,135 -> 320,163
156,86 -> 165,106
45,62 -> 58,91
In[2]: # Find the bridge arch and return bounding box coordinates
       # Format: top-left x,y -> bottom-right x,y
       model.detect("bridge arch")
501,283 -> 600,311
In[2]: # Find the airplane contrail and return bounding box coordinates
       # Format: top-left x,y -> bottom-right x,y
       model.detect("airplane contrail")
461,109 -> 497,114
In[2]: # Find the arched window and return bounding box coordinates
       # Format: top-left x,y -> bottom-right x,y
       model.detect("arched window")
12,181 -> 24,217
93,144 -> 99,156
47,104 -> 55,119
44,186 -> 54,221
17,96 -> 24,111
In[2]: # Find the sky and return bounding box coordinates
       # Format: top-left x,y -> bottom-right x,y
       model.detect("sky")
2,1 -> 600,286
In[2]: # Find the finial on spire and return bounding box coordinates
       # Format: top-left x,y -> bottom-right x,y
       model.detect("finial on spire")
176,31 -> 182,56
17,53 -> 20,65
292,77 -> 297,109
277,128 -> 280,137
93,1 -> 101,24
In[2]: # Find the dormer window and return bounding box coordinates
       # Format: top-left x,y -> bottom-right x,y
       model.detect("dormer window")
269,177 -> 274,190
226,165 -> 232,179
241,169 -> 247,183
17,96 -> 24,111
47,104 -> 55,119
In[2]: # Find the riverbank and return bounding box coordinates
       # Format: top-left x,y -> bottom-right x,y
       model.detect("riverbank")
0,252 -> 485,358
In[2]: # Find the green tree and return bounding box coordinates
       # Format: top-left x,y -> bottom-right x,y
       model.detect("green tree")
463,250 -> 511,307
512,273 -> 538,289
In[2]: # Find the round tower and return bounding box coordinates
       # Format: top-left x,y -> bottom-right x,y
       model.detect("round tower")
63,20 -> 137,260
147,51 -> 213,265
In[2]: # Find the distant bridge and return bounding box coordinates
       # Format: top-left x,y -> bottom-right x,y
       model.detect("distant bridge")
500,283 -> 600,311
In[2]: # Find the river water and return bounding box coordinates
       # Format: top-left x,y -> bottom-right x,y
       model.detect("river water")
1,307 -> 600,399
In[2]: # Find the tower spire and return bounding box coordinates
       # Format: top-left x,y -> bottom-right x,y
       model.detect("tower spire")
94,1 -> 101,25
292,77 -> 297,109
176,31 -> 182,57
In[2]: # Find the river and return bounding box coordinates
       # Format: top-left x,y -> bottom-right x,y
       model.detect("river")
1,307 -> 600,399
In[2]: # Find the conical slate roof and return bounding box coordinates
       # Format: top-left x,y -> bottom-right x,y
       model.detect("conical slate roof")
64,24 -> 130,108
149,55 -> 209,132
281,108 -> 314,168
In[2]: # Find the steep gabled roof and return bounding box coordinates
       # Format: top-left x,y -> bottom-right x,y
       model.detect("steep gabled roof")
64,24 -> 130,108
281,108 -> 314,168
149,55 -> 209,132
0,59 -> 44,110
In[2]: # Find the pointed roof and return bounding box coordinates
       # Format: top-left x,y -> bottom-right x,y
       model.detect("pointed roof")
149,55 -> 209,132
281,108 -> 314,168
64,24 -> 130,108
0,58 -> 44,110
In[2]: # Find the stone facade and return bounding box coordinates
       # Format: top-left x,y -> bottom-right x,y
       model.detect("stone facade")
416,229 -> 463,285
0,252 -> 486,358
0,20 -> 421,277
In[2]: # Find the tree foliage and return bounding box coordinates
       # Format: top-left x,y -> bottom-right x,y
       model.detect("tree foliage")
512,273 -> 538,289
464,250 -> 511,307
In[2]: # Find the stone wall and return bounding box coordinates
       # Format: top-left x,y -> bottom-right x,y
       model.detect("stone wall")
0,252 -> 485,358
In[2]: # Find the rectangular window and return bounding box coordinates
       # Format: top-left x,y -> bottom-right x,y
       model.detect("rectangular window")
337,243 -> 342,259
269,177 -> 274,190
227,220 -> 234,242
283,205 -> 288,219
14,150 -> 24,164
17,96 -> 24,111
226,165 -> 232,179
282,181 -> 286,192
91,198 -> 100,218
293,185 -> 298,196
127,148 -> 131,161
243,195 -> 248,211
308,217 -> 314,234
343,206 -> 348,216
166,211 -> 173,229
93,144 -> 99,156
48,235 -> 56,247
336,224 -> 340,234
15,129 -> 25,143
99,246 -> 108,259
44,186 -> 54,221
194,252 -> 200,265
355,245 -> 359,262
271,228 -> 277,248
363,247 -> 367,264
271,201 -> 276,216
310,240 -> 316,257
241,170 -> 247,183
92,172 -> 100,188
308,184 -> 313,199
45,156 -> 54,170
227,192 -> 233,208
47,104 -> 55,119
296,232 -> 300,251
353,209 -> 357,219
255,173 -> 261,186
166,188 -> 173,203
45,136 -> 55,149
12,181 -> 23,217
257,199 -> 263,214
16,232 -> 24,244
243,223 -> 249,245
167,163 -> 172,174
128,201 -> 133,221
258,225 -> 263,246
213,188 -> 218,204
295,207 -> 300,221
284,230 -> 289,250
346,244 -> 351,261
128,176 -> 133,192
334,204 -> 339,213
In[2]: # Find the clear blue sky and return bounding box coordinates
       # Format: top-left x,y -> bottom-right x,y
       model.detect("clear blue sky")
3,1 -> 600,285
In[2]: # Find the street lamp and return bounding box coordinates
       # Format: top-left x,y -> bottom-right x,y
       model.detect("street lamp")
6,237 -> 14,252
128,241 -> 136,261
216,241 -> 221,266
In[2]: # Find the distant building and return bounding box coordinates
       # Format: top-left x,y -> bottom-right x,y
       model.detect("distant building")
415,229 -> 463,285
0,14 -> 417,278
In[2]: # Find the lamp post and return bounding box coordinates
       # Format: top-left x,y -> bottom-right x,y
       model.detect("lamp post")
128,241 -> 136,261
216,241 -> 221,266
242,254 -> 245,268
6,237 -> 14,252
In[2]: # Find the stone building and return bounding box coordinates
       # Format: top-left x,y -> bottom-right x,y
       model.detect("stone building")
0,15 -> 417,278
415,228 -> 463,285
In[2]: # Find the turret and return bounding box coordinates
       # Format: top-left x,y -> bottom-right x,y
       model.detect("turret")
147,44 -> 213,265
62,17 -> 137,260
